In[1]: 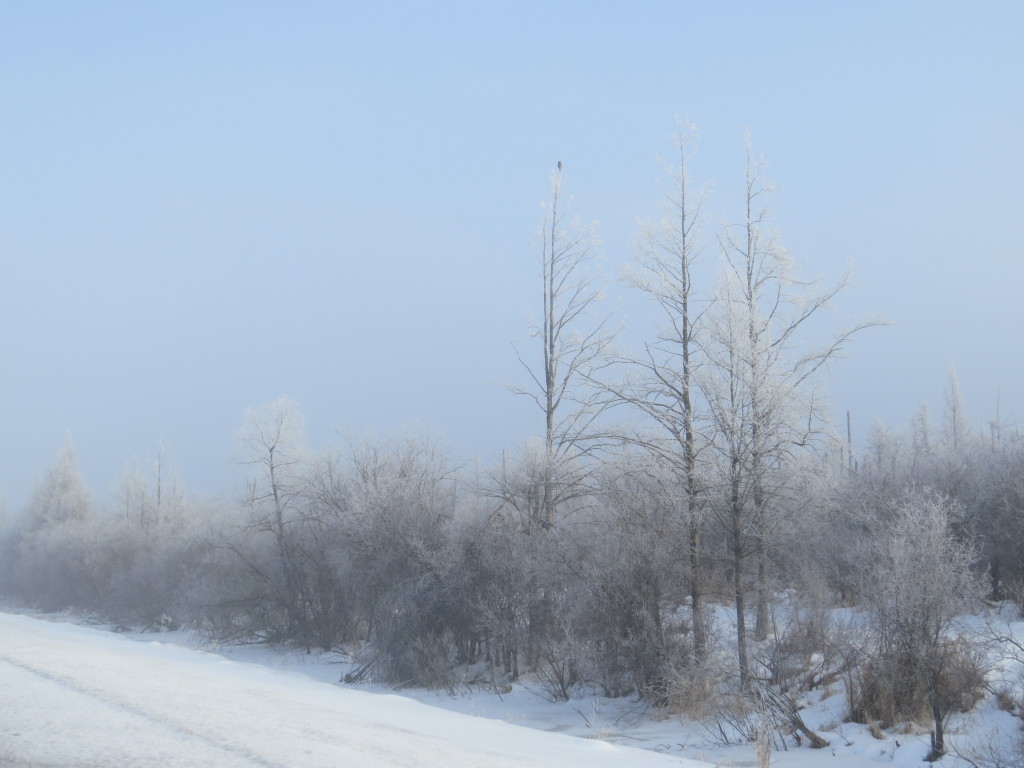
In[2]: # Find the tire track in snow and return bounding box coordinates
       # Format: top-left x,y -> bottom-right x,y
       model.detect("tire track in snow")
0,653 -> 285,768
0,614 -> 697,768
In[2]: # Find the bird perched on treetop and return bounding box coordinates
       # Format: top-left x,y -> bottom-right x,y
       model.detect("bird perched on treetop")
557,160 -> 562,171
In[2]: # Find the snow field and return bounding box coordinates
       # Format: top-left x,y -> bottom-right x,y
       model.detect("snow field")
0,611 -> 698,768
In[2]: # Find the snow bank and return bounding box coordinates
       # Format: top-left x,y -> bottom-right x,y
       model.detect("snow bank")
0,611 -> 697,767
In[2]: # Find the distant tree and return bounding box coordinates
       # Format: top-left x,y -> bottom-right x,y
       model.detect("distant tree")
239,397 -> 307,540
863,419 -> 907,493
116,443 -> 183,531
26,433 -> 93,530
943,369 -> 972,456
10,435 -> 101,610
936,369 -> 978,500
909,404 -> 934,484
237,396 -> 310,642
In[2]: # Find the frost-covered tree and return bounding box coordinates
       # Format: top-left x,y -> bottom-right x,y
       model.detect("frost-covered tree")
116,443 -> 183,531
508,163 -> 612,528
236,396 -> 310,641
10,435 -> 101,610
611,121 -> 710,656
26,433 -> 93,530
700,139 -> 872,684
240,397 -> 307,539
853,489 -> 985,761
909,404 -> 934,484
976,431 -> 1024,596
936,369 -> 978,500
317,432 -> 463,682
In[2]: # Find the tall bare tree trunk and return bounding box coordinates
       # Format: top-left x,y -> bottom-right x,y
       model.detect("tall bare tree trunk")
731,466 -> 750,687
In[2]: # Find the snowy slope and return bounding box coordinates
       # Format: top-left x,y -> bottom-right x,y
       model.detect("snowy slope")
0,612 -> 700,768
7,609 -> 1021,768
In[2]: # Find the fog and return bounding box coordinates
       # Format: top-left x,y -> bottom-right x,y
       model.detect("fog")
2,2 -> 1021,507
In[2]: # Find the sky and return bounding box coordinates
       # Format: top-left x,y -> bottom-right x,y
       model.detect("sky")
1,1 -> 1022,510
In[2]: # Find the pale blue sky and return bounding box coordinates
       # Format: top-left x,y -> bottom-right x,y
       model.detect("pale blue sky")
2,1 -> 1021,507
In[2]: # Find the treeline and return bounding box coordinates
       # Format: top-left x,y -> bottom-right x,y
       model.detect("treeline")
2,388 -> 1021,759
1,127 -> 1021,762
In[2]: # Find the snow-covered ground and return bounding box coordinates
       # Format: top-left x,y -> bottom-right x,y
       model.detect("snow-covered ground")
0,611 -> 700,768
2,609 -> 1020,767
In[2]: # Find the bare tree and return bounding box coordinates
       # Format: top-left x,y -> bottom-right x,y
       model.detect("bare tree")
237,396 -> 309,641
116,443 -> 183,532
701,137 -> 876,685
240,397 -> 306,540
506,163 -> 612,529
609,121 -> 710,656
